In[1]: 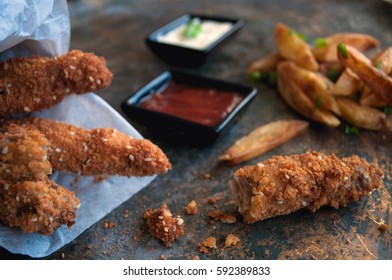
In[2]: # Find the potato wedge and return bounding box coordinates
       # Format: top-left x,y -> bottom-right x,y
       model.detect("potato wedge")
278,61 -> 340,114
372,47 -> 392,75
313,33 -> 379,62
219,120 -> 309,165
277,64 -> 341,127
338,44 -> 392,106
336,97 -> 386,130
359,47 -> 392,107
359,85 -> 387,107
275,23 -> 318,71
247,52 -> 283,74
332,68 -> 361,97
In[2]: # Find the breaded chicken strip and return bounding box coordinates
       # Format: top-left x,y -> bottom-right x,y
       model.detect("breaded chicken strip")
0,50 -> 113,115
0,180 -> 80,235
1,118 -> 171,177
230,152 -> 384,223
0,125 -> 80,235
1,124 -> 52,181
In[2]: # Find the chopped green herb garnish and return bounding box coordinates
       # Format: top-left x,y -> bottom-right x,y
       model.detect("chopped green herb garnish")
267,70 -> 277,86
183,18 -> 202,39
288,29 -> 307,42
326,68 -> 340,82
344,125 -> 359,136
315,96 -> 323,108
376,60 -> 382,70
248,71 -> 263,81
337,42 -> 348,59
314,37 -> 327,48
384,105 -> 392,115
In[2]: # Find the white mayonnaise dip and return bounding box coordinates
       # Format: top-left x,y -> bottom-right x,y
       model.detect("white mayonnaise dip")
157,20 -> 233,50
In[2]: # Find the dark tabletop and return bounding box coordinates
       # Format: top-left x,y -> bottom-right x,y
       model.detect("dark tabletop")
2,0 -> 392,260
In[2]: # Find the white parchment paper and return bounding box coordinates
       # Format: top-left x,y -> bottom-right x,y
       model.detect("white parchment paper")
0,0 -> 157,258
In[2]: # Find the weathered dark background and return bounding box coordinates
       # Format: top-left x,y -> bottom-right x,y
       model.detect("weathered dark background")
1,0 -> 392,260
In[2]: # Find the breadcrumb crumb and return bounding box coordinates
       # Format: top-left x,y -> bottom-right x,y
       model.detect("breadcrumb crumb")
378,223 -> 388,231
185,200 -> 198,215
225,234 -> 240,247
144,204 -> 184,247
202,237 -> 217,249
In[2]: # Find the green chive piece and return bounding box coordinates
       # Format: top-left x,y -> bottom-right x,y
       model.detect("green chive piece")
183,18 -> 202,39
337,42 -> 348,59
315,96 -> 323,108
267,70 -> 277,86
288,29 -> 307,42
314,37 -> 327,48
326,68 -> 340,82
248,71 -> 262,81
344,125 -> 359,136
376,61 -> 382,70
384,105 -> 392,115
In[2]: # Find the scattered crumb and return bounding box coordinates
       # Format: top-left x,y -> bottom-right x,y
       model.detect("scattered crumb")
102,221 -> 116,229
198,244 -> 209,254
225,234 -> 240,247
208,210 -> 223,220
123,210 -> 129,218
203,173 -> 212,179
208,196 -> 221,204
202,237 -> 217,249
221,214 -> 237,224
121,230 -> 127,235
102,237 -> 107,241
160,254 -> 167,260
192,255 -> 200,260
378,223 -> 388,231
94,175 -> 108,183
144,204 -> 185,247
85,244 -> 92,250
185,200 -> 198,215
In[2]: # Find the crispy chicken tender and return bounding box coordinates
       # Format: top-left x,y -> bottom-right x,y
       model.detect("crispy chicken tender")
0,50 -> 113,115
0,180 -> 79,235
0,117 -> 171,177
230,152 -> 384,223
0,125 -> 80,235
144,204 -> 185,247
0,124 -> 52,181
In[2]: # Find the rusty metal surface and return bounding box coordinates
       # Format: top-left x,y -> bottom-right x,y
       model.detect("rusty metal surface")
1,0 -> 392,260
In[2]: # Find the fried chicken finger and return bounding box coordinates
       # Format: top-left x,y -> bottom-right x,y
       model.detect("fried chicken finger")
1,124 -> 52,181
0,50 -> 113,115
230,152 -> 384,223
0,179 -> 80,235
1,117 -> 171,177
0,125 -> 80,235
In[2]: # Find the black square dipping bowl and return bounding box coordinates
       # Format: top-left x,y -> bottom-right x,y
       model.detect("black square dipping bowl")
121,71 -> 257,145
145,14 -> 244,68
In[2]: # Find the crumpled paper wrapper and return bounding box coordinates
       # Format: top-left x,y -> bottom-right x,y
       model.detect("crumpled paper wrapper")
0,0 -> 157,258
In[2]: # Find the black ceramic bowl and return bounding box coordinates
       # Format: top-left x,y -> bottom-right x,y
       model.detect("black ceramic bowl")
145,14 -> 244,68
121,70 -> 257,145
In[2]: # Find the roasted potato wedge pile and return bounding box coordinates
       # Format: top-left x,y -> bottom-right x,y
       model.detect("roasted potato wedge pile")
248,23 -> 392,131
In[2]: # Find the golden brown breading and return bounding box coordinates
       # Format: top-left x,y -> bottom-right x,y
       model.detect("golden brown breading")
0,117 -> 171,177
144,204 -> 184,247
0,124 -> 80,235
0,179 -> 80,235
230,152 -> 384,223
0,50 -> 113,115
0,124 -> 52,181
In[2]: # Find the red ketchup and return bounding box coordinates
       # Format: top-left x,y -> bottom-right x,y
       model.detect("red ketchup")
140,82 -> 243,126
